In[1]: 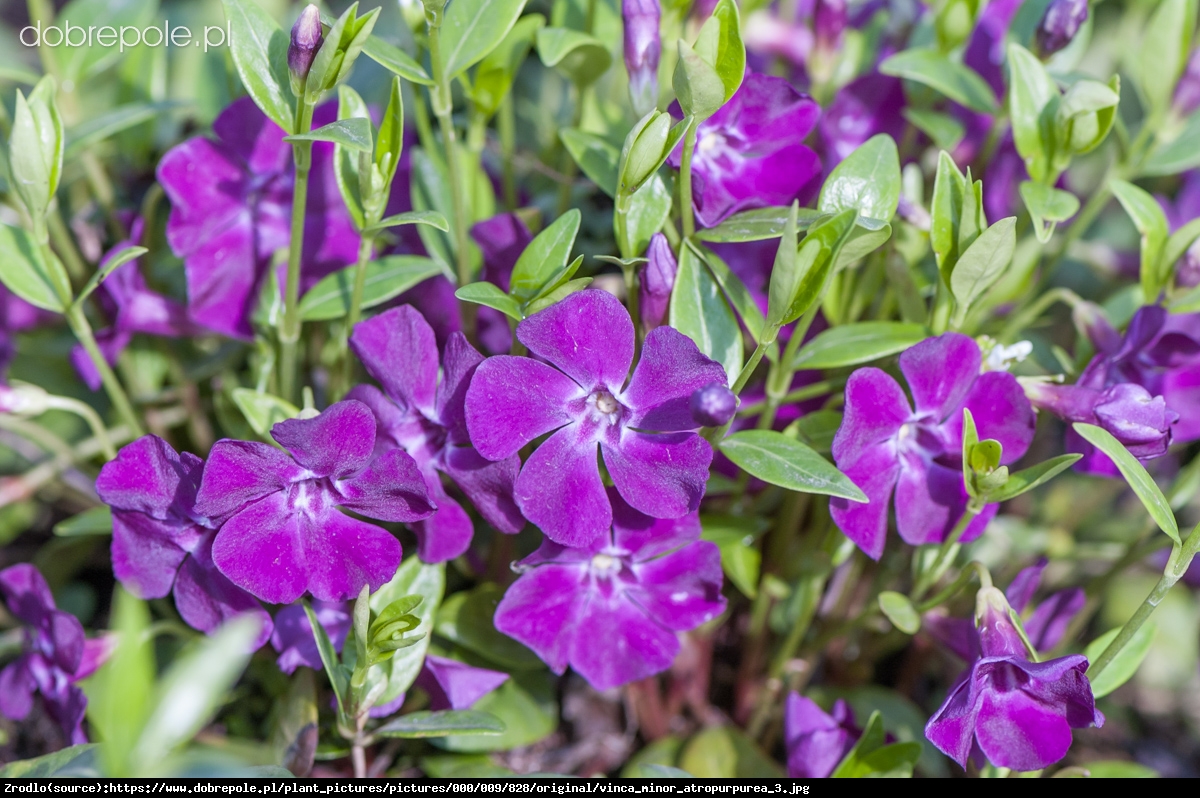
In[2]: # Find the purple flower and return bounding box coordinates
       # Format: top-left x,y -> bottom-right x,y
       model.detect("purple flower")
690,382 -> 737,427
0,564 -> 110,745
964,0 -> 1022,98
1174,49 -> 1200,118
493,488 -> 724,689
469,213 -> 534,355
1158,171 -> 1200,288
271,600 -> 352,674
830,333 -> 1036,559
639,233 -> 676,331
983,134 -> 1029,221
465,289 -> 726,547
415,655 -> 509,710
819,72 -> 906,164
194,400 -> 435,604
0,285 -> 53,377
157,98 -> 358,339
288,5 -> 324,82
742,11 -> 812,70
623,0 -> 662,115
925,586 -> 1103,772
348,306 -> 524,564
784,694 -> 859,778
813,0 -> 847,54
70,219 -> 200,390
667,72 -> 822,228
1037,0 -> 1089,56
96,435 -> 273,648
1028,381 -> 1179,466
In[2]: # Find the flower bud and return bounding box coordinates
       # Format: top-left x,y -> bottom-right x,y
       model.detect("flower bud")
1026,381 -> 1178,461
813,0 -> 847,52
0,383 -> 49,415
639,233 -> 676,331
288,5 -> 324,86
974,586 -> 1027,659
1036,0 -> 1088,57
624,0 -> 662,116
690,382 -> 737,427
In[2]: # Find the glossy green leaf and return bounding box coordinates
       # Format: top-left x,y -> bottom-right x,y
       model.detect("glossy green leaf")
471,15 -> 545,116
1111,179 -> 1171,301
880,49 -> 997,113
695,0 -> 745,101
702,515 -> 766,599
950,216 -> 1016,321
699,246 -> 766,343
455,282 -> 523,319
620,112 -> 687,195
1084,622 -> 1157,698
0,745 -> 101,778
439,0 -> 530,78
984,454 -> 1081,503
222,0 -> 293,133
54,506 -> 112,537
1007,43 -> 1059,183
299,256 -> 441,321
536,27 -> 612,86
695,206 -> 823,242
375,710 -> 506,739
719,430 -> 867,501
901,108 -> 965,150
436,585 -> 543,671
1074,423 -> 1179,542
307,6 -> 381,101
366,557 -> 445,708
1137,0 -> 1197,116
0,223 -> 69,312
361,35 -> 434,86
230,388 -> 299,440
834,224 -> 893,271
878,591 -> 921,634
10,79 -> 62,221
1143,111 -> 1200,176
670,244 -> 743,379
65,102 -> 181,159
559,128 -> 618,197
364,211 -> 450,235
783,209 -> 858,323
766,202 -> 802,331
1020,182 -> 1080,243
285,118 -> 372,151
792,322 -> 927,370
931,151 -> 967,282
74,246 -> 147,308
510,210 -> 580,301
623,174 -> 674,258
673,39 -> 726,119
303,601 -> 350,715
523,274 -> 591,315
818,134 -> 901,223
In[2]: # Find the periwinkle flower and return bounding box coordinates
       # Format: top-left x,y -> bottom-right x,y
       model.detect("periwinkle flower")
925,586 -> 1103,772
288,5 -> 324,83
623,0 -> 662,116
158,98 -> 357,339
667,72 -> 822,228
1036,0 -> 1089,57
415,655 -> 509,710
1027,381 -> 1179,466
963,0 -> 1022,97
690,382 -> 737,427
784,694 -> 859,778
819,72 -> 906,164
271,600 -> 351,674
493,488 -> 724,689
0,564 -> 110,745
742,10 -> 812,69
465,289 -> 726,547
348,306 -> 524,564
195,400 -> 435,604
830,333 -> 1036,559
639,233 -> 676,331
70,219 -> 201,391
96,435 -> 273,648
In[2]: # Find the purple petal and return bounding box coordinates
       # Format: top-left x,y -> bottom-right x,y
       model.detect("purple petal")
0,563 -> 56,627
271,400 -> 376,479
349,306 -> 440,417
210,494 -> 307,604
0,659 -> 36,720
831,368 -> 910,467
416,655 -> 510,711
629,541 -> 726,630
925,673 -> 979,769
336,447 -> 436,523
176,214 -> 261,340
568,593 -> 679,690
899,333 -> 982,421
623,326 -> 728,431
785,694 -> 855,779
157,137 -> 250,260
436,332 -> 486,443
410,477 -> 474,564
441,447 -> 525,534
602,431 -> 711,521
515,424 -> 610,547
109,511 -> 198,599
96,435 -> 201,520
1164,363 -> 1200,442
74,636 -> 115,682
611,489 -> 701,560
195,440 -> 302,521
465,355 -> 582,461
515,289 -> 635,392
1006,559 -> 1047,614
271,600 -> 352,674
894,456 -> 968,546
951,371 -> 1037,464
974,683 -> 1073,771
829,443 -> 901,559
1025,588 -> 1086,652
300,510 -> 403,602
173,535 -> 273,650
494,563 -> 587,674
212,96 -> 292,175
47,610 -> 85,674
470,213 -> 532,290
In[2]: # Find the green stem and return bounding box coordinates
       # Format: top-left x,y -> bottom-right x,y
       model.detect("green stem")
996,286 -> 1082,343
912,507 -> 979,600
679,121 -> 699,240
279,101 -> 316,404
346,234 -> 376,336
65,305 -> 143,437
47,206 -> 86,282
43,395 -> 116,461
498,93 -> 518,211
81,151 -> 126,240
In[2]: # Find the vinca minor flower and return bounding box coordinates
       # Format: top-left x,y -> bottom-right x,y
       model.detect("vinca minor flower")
784,694 -> 860,778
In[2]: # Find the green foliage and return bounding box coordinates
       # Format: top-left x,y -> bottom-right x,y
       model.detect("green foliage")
719,430 -> 867,501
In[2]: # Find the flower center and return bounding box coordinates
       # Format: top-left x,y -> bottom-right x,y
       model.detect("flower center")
698,131 -> 727,154
590,552 -> 623,579
586,390 -> 625,427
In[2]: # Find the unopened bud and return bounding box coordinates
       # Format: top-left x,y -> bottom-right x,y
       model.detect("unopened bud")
288,5 -> 324,84
1036,0 -> 1088,57
639,233 -> 676,331
0,383 -> 49,415
690,382 -> 737,427
624,0 -> 662,116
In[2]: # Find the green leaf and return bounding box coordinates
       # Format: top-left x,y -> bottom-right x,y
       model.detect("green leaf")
231,388 -> 300,440
132,616 -> 261,764
623,174 -> 674,258
879,49 -> 997,113
901,108 -> 965,151
1084,622 -> 1157,698
308,6 -> 381,101
10,79 -> 62,221
523,276 -> 591,314
950,216 -> 1017,322
471,15 -> 545,116
931,151 -> 967,282
65,102 -> 181,159
719,430 -> 867,501
1073,422 -> 1179,542
364,211 -> 450,235
984,454 -> 1082,503
559,129 -> 618,197
619,112 -> 687,195
0,744 -> 101,778
1143,111 -> 1200,176
510,210 -> 580,301
54,506 -> 112,537
792,322 -> 927,370
1019,182 -> 1080,244
640,765 -> 693,777
436,585 -> 543,671
878,591 -> 921,634
1111,179 -> 1171,301
818,134 -> 901,223
702,515 -> 766,599
679,726 -> 783,777
673,39 -> 726,119
1137,0 -> 1197,117
1060,77 -> 1120,156
285,118 -> 373,151
438,0 -> 530,78
366,557 -> 445,708
54,0 -> 157,83
361,35 -> 434,86
1083,761 -> 1159,778
374,710 -> 506,739
699,246 -> 767,343
696,0 -> 745,101
536,27 -> 612,86
74,246 -> 147,308
85,588 -> 154,777
670,243 -> 743,379
766,202 -> 802,331
0,223 -> 69,312
222,0 -> 294,133
303,601 -> 350,715
1163,218 -> 1200,286
455,282 -> 523,320
410,149 -> 457,277
831,710 -> 886,777
299,256 -> 441,321
333,86 -> 370,230
783,209 -> 858,323
1006,43 -> 1059,184
436,671 -> 557,752
696,207 -> 823,243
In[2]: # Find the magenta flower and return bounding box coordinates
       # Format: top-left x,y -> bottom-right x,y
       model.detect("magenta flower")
639,233 -> 676,331
667,72 -> 822,228
493,488 -> 724,689
157,98 -> 357,339
784,694 -> 859,778
415,655 -> 509,710
819,72 -> 906,164
70,219 -> 200,390
623,0 -> 662,115
925,586 -> 1103,772
348,306 -> 524,564
0,564 -> 110,745
1028,381 -> 1179,467
465,289 -> 725,547
96,435 -> 272,648
194,400 -> 435,604
830,333 -> 1036,559
271,600 -> 351,674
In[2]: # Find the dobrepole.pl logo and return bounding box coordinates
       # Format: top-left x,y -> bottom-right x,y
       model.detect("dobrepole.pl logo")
20,20 -> 232,52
